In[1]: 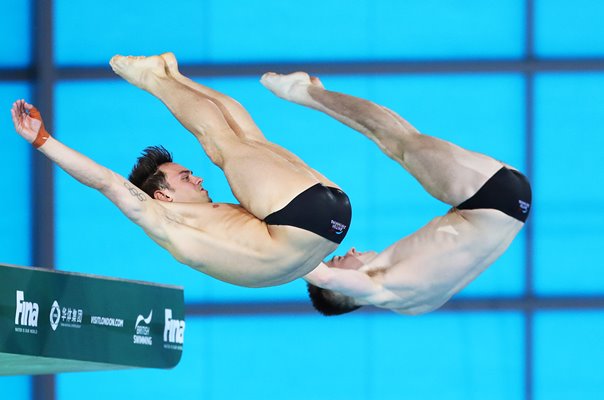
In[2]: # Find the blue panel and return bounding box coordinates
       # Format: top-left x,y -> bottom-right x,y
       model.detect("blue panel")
54,0 -> 207,65
0,0 -> 30,66
200,315 -> 372,399
62,313 -> 522,400
60,313 -> 519,400
371,0 -> 525,59
535,0 -> 604,57
206,0 -> 373,61
208,0 -> 525,61
534,73 -> 604,294
369,312 -> 524,399
0,84 -> 31,266
58,317 -> 208,399
55,0 -> 523,63
535,311 -> 604,400
0,376 -> 30,398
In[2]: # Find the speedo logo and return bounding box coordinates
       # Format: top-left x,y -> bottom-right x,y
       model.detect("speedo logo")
164,309 -> 185,345
14,291 -> 39,333
330,220 -> 347,235
519,200 -> 530,214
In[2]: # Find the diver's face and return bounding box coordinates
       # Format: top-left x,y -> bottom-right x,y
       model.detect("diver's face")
156,163 -> 211,203
325,248 -> 378,269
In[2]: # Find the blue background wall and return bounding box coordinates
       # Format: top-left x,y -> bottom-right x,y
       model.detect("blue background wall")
1,0 -> 603,399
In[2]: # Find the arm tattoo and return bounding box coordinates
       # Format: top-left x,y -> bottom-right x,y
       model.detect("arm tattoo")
123,181 -> 147,202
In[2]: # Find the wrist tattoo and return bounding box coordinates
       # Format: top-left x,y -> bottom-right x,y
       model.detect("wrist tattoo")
124,181 -> 147,202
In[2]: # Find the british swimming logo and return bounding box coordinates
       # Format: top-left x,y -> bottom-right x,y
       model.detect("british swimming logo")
133,310 -> 153,346
519,200 -> 530,214
330,220 -> 347,235
135,310 -> 153,330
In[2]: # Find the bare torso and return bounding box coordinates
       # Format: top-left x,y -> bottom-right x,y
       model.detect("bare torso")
146,201 -> 338,287
357,208 -> 524,314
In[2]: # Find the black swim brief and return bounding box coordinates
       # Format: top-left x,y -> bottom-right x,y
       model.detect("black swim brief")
456,167 -> 532,223
264,183 -> 352,244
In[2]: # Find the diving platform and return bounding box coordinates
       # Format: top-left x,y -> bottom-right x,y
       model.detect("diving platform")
0,263 -> 185,375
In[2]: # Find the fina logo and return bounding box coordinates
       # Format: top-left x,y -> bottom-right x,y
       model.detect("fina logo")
164,309 -> 185,344
15,290 -> 39,328
49,301 -> 61,331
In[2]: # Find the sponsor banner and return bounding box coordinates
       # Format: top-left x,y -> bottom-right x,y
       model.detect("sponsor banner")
0,264 -> 184,370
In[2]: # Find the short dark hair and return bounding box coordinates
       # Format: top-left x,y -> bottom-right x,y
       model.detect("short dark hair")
306,283 -> 362,316
128,146 -> 174,197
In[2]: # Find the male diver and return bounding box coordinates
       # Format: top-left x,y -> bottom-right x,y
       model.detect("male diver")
10,53 -> 351,288
261,72 -> 531,315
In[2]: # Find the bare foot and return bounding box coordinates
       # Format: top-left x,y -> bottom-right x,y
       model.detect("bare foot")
160,52 -> 182,78
109,55 -> 167,90
260,72 -> 323,105
310,76 -> 325,89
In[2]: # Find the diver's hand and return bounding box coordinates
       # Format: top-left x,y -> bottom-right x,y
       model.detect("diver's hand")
11,99 -> 50,147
